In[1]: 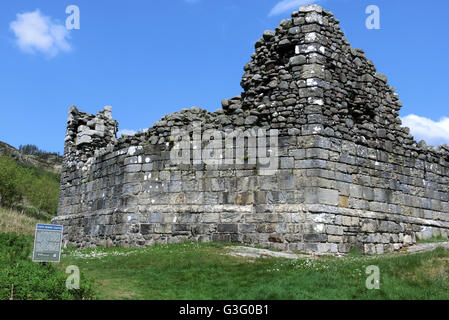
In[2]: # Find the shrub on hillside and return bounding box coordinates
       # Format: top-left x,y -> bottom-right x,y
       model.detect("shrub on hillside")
21,171 -> 60,215
0,156 -> 60,215
0,157 -> 23,207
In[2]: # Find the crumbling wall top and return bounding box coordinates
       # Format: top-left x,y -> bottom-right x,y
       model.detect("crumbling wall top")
63,4 -> 449,166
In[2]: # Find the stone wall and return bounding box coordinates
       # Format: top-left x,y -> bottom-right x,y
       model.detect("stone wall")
53,4 -> 449,254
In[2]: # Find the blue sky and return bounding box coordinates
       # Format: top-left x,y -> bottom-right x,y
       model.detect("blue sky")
0,0 -> 448,154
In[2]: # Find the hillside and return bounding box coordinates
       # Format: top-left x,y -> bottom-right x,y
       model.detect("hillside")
0,141 -> 62,175
0,207 -> 50,236
0,142 -> 61,216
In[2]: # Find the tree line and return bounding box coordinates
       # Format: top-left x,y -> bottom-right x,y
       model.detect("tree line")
18,144 -> 61,159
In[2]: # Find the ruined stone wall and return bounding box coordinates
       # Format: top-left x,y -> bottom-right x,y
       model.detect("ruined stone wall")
53,5 -> 449,254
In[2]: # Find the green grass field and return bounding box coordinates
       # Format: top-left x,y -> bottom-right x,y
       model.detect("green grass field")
58,242 -> 449,300
1,231 -> 448,300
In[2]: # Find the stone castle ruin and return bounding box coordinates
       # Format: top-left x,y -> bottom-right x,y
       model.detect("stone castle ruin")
53,5 -> 449,254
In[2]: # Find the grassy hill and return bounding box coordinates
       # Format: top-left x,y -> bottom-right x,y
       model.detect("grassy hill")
0,141 -> 60,243
0,153 -> 60,216
0,141 -> 62,175
0,207 -> 50,236
0,143 -> 92,300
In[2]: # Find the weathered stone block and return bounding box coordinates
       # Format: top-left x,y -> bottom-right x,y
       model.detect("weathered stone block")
218,224 -> 238,233
304,233 -> 327,242
124,164 -> 142,173
304,187 -> 339,206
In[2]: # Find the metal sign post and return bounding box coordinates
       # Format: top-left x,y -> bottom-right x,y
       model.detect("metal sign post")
32,224 -> 63,263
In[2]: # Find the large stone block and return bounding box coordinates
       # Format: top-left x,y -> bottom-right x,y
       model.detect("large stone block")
304,187 -> 339,206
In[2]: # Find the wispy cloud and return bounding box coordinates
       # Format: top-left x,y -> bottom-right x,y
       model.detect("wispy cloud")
117,129 -> 138,137
401,114 -> 449,146
268,0 -> 321,17
9,9 -> 71,58
117,128 -> 148,138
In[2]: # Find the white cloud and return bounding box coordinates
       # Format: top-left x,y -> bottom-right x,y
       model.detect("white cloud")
401,114 -> 449,146
117,128 -> 149,138
269,0 -> 320,17
10,9 -> 71,57
117,129 -> 138,138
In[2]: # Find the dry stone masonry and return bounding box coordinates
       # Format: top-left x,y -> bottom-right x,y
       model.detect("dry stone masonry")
53,5 -> 449,255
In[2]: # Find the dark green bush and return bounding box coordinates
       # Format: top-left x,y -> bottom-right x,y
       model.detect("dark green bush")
0,156 -> 60,215
0,157 -> 23,207
0,233 -> 95,300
